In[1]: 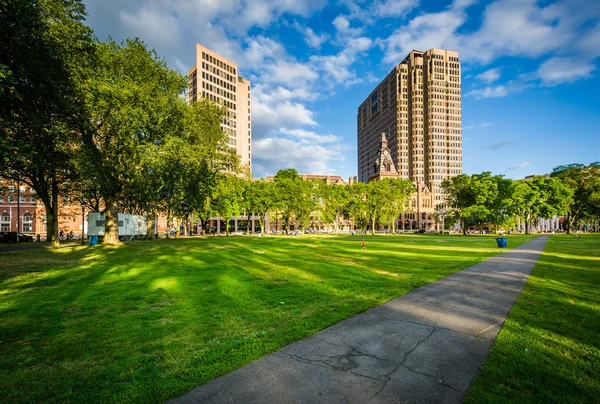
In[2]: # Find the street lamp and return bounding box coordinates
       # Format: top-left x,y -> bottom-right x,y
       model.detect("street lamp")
81,203 -> 86,245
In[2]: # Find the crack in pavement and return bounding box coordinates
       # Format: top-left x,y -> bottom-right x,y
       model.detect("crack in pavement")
400,327 -> 436,366
369,312 -> 489,339
400,365 -> 464,395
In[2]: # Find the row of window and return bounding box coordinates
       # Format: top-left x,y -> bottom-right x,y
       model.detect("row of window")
201,61 -> 236,84
0,212 -> 33,232
202,82 -> 236,102
201,52 -> 236,75
202,91 -> 236,110
0,195 -> 36,203
202,71 -> 236,96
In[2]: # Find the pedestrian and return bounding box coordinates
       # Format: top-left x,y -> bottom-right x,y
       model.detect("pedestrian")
59,230 -> 64,239
361,240 -> 365,249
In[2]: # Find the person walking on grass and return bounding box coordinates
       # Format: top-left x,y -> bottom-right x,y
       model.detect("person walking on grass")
361,240 -> 365,249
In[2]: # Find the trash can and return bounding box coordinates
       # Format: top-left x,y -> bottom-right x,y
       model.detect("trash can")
495,237 -> 507,248
89,235 -> 98,246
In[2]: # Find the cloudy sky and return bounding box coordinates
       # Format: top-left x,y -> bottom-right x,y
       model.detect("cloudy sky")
84,0 -> 600,179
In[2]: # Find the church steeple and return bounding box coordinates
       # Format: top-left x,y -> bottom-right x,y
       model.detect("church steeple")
374,132 -> 397,175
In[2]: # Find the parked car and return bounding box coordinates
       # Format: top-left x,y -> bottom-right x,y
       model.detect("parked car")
0,232 -> 34,243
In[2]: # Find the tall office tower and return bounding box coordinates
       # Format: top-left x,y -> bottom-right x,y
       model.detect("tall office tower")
188,44 -> 252,172
357,48 -> 462,202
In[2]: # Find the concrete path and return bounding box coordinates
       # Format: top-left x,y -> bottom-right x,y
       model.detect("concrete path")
171,236 -> 549,404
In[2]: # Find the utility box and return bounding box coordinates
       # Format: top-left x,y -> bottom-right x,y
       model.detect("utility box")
87,212 -> 147,240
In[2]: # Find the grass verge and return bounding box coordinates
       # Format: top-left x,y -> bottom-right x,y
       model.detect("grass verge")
0,234 -> 534,402
466,234 -> 600,403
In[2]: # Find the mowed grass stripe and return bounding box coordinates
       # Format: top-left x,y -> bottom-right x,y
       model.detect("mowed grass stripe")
465,234 -> 600,404
0,234 -> 534,403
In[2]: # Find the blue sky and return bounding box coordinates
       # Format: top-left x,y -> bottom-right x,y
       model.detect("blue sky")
83,0 -> 600,180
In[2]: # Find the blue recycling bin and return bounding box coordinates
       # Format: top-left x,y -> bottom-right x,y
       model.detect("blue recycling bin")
89,235 -> 98,246
495,237 -> 507,248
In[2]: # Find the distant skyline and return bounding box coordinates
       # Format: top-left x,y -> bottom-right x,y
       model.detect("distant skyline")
84,0 -> 600,179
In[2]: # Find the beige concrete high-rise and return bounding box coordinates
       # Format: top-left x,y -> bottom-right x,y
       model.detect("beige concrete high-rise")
188,44 -> 252,172
357,48 -> 462,202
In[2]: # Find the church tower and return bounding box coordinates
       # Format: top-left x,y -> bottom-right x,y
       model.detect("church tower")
369,133 -> 399,182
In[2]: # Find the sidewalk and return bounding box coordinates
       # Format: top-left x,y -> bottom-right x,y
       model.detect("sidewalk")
171,236 -> 549,404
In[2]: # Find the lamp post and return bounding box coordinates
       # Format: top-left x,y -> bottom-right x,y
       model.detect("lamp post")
16,177 -> 20,243
81,203 -> 86,245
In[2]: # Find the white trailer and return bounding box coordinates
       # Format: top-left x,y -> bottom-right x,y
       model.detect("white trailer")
87,212 -> 147,240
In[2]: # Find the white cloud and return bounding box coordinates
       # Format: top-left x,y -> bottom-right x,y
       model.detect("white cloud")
253,137 -> 345,177
475,68 -> 501,84
333,15 -> 350,32
382,0 -> 600,66
579,23 -> 600,58
252,100 -> 317,140
372,0 -> 418,18
243,36 -> 286,66
279,128 -> 341,144
467,79 -> 534,99
264,60 -> 319,86
463,122 -> 491,130
383,4 -> 467,64
467,86 -> 510,99
311,18 -> 374,86
119,7 -> 180,48
484,140 -> 511,151
536,57 -> 596,86
508,162 -> 531,170
292,22 -> 329,49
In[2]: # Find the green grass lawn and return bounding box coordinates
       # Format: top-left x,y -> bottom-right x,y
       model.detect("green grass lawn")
0,234 -> 534,403
466,234 -> 600,403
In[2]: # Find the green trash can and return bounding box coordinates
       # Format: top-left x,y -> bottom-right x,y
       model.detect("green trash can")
495,237 -> 507,248
89,235 -> 98,246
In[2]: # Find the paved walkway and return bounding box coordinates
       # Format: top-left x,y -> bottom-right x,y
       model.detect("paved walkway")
171,236 -> 549,404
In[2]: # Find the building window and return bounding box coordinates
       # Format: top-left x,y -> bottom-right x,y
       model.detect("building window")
22,213 -> 32,232
0,213 -> 9,231
371,92 -> 378,114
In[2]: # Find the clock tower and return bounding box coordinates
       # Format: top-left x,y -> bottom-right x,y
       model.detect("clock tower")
369,132 -> 399,182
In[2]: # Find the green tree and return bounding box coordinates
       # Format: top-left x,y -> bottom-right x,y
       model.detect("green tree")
0,0 -> 94,247
211,174 -> 244,236
551,163 -> 600,233
80,38 -> 186,244
380,179 -> 414,233
318,183 -> 351,234
441,174 -> 475,235
296,180 -> 318,231
513,176 -> 571,234
347,182 -> 368,233
364,180 -> 388,235
273,168 -> 301,234
243,179 -> 275,234
487,175 -> 515,233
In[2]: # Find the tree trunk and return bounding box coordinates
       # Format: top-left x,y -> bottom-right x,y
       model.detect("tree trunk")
51,181 -> 59,248
104,199 -> 120,244
525,219 -> 530,235
462,218 -> 466,235
371,216 -> 376,235
259,215 -> 265,235
566,212 -> 572,234
145,213 -> 156,240
225,219 -> 230,236
175,217 -> 181,239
